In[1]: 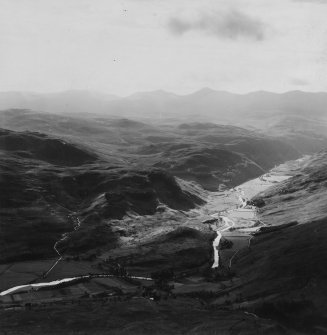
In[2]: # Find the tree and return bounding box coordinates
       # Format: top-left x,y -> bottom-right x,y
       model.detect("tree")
151,268 -> 175,294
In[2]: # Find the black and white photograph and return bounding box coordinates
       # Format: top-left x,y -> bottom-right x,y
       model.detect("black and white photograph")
1,0 -> 327,334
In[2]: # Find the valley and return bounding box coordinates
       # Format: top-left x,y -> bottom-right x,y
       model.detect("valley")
0,104 -> 327,334
0,164 -> 291,333
2,0 -> 327,332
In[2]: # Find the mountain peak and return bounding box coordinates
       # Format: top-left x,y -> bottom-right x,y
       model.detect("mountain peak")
194,87 -> 217,95
127,89 -> 177,99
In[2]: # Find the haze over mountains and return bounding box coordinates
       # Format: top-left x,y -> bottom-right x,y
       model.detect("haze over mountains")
2,88 -> 327,157
1,89 -> 327,121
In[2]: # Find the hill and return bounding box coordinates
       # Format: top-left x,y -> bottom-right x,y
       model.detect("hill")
0,128 -> 204,263
232,151 -> 327,332
0,110 -> 303,190
0,129 -> 98,166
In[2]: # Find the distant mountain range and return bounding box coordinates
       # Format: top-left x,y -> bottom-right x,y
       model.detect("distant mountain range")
1,89 -> 327,124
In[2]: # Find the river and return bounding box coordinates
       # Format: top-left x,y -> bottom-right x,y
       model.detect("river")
209,169 -> 292,269
0,163 -> 296,297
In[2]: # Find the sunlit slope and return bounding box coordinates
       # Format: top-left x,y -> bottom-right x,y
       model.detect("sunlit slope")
233,151 -> 327,331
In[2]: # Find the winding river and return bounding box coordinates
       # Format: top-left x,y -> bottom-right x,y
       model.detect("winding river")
210,169 -> 292,269
0,165 -> 294,297
0,274 -> 152,297
211,215 -> 235,268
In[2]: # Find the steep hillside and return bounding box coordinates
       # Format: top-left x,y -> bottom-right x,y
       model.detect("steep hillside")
0,129 -> 203,263
252,150 -> 327,225
147,123 -> 300,190
153,146 -> 265,191
232,151 -> 327,332
0,129 -> 97,166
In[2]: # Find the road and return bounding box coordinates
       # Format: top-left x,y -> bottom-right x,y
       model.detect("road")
43,213 -> 81,278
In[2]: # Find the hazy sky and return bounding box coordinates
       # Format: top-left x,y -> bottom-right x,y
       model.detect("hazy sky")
1,0 -> 327,95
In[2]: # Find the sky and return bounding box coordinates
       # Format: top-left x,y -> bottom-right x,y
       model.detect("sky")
0,0 -> 327,96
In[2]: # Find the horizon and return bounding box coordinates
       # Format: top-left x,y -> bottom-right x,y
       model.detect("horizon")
1,87 -> 327,99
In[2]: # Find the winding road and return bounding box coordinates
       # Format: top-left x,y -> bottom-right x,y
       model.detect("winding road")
43,213 -> 81,278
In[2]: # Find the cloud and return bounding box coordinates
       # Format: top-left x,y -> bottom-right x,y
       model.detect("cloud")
290,78 -> 310,86
168,10 -> 266,41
